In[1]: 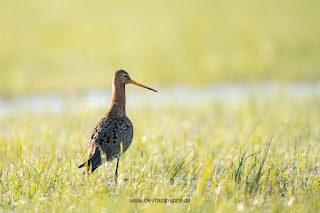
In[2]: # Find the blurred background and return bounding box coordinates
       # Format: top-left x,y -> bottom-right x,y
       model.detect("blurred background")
0,0 -> 319,96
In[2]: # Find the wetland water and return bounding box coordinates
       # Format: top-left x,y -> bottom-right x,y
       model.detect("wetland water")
0,82 -> 319,119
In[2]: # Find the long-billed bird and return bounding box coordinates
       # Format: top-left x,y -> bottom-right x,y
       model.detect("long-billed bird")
78,70 -> 157,181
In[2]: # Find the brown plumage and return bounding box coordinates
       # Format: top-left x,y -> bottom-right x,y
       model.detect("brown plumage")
78,70 -> 157,179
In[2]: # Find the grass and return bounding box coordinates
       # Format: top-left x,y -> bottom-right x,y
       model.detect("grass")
0,95 -> 319,212
1,0 -> 319,211
0,0 -> 320,95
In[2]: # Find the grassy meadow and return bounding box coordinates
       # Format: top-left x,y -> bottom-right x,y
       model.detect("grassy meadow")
1,96 -> 320,212
1,0 -> 320,212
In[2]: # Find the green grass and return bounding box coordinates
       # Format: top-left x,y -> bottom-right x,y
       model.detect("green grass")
1,0 -> 319,211
1,95 -> 319,212
0,0 -> 320,95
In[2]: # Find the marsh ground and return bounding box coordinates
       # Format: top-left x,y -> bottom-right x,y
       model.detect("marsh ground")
0,93 -> 319,212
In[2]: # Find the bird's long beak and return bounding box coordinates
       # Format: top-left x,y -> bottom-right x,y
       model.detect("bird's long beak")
130,80 -> 157,92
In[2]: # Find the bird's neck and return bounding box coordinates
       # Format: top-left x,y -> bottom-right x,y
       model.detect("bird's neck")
108,81 -> 126,117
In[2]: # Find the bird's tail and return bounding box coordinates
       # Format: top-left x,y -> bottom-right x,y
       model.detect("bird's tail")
78,150 -> 101,173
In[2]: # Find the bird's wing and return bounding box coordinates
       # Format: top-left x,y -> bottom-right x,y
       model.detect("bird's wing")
88,116 -> 133,162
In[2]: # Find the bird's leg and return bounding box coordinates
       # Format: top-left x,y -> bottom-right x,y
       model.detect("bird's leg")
115,157 -> 119,184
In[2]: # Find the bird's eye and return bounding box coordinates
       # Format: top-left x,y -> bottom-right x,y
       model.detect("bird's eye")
124,74 -> 129,78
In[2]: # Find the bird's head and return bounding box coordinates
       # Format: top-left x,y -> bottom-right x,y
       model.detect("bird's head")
114,70 -> 157,92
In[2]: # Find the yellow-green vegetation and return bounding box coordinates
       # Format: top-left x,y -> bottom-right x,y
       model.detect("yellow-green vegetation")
0,95 -> 319,212
1,0 -> 320,95
1,0 -> 320,211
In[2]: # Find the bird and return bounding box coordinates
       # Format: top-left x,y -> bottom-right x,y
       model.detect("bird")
78,70 -> 157,182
